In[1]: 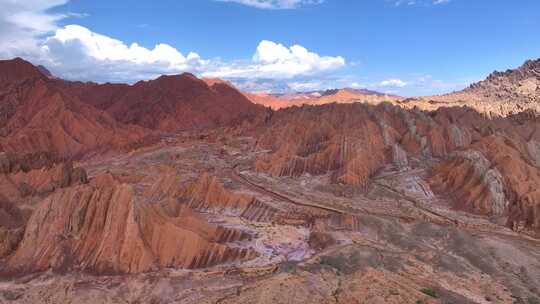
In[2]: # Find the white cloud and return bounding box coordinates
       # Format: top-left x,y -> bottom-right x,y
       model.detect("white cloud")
4,21 -> 345,85
288,80 -> 325,91
393,0 -> 451,6
350,82 -> 362,88
0,0 -> 68,59
0,0 -> 345,89
39,29 -> 345,83
379,79 -> 407,87
203,40 -> 345,79
215,0 -> 323,9
40,25 -> 208,82
0,0 -> 206,83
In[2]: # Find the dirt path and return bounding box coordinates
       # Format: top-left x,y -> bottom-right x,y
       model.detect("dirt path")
231,166 -> 540,247
229,167 -> 345,215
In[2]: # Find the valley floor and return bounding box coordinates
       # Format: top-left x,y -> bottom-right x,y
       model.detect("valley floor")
1,131 -> 539,304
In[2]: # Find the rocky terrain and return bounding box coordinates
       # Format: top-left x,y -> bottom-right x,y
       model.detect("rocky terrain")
246,88 -> 402,110
403,58 -> 540,116
0,57 -> 540,303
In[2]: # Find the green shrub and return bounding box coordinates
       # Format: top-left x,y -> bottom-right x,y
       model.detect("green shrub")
420,287 -> 439,298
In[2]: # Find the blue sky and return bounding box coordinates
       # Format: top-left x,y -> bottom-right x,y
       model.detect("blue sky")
1,0 -> 539,96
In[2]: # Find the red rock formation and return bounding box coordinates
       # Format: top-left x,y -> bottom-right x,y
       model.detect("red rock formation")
431,150 -> 508,215
0,57 -> 45,86
0,151 -> 87,203
0,151 -> 60,174
3,174 -> 255,275
1,58 -> 260,160
474,135 -> 540,231
144,170 -> 279,225
431,131 -> 540,232
254,104 -> 389,187
9,161 -> 87,196
0,59 -> 151,159
183,173 -> 254,212
245,88 -> 402,110
63,73 -> 264,132
0,196 -> 28,258
249,101 -> 540,234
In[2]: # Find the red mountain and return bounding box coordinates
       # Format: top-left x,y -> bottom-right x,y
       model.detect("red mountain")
62,73 -> 264,132
0,57 -> 46,86
246,87 -> 402,110
0,58 -> 263,159
0,58 -> 151,159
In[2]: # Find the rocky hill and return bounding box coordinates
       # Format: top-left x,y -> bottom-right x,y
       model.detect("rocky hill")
0,58 -> 152,159
61,73 -> 264,132
404,58 -> 540,116
246,88 -> 402,110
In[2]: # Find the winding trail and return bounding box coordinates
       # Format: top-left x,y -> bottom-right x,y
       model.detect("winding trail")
230,166 -> 346,215
230,166 -> 540,246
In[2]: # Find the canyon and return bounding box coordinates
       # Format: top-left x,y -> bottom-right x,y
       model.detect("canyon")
0,57 -> 540,303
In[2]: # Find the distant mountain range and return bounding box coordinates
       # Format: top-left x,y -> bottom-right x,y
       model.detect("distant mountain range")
245,87 -> 402,110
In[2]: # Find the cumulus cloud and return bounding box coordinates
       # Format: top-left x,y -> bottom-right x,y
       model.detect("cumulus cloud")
203,40 -> 345,79
41,25 -> 208,82
38,28 -> 345,83
379,79 -> 407,87
0,0 -> 209,82
0,0 -> 346,89
215,0 -> 323,9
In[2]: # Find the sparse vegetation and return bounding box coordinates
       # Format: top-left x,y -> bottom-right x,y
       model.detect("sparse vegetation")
319,250 -> 364,275
528,297 -> 540,304
2,290 -> 22,301
319,255 -> 348,273
420,287 -> 438,298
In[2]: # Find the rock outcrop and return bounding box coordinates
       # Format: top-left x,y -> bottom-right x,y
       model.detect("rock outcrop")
0,151 -> 61,174
0,151 -> 87,202
8,161 -> 87,197
403,58 -> 540,116
431,150 -> 508,215
3,174 -> 255,275
254,104 -> 388,187
183,174 -> 255,212
145,171 -> 275,222
0,59 -> 151,159
0,196 -> 28,258
431,131 -> 540,232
